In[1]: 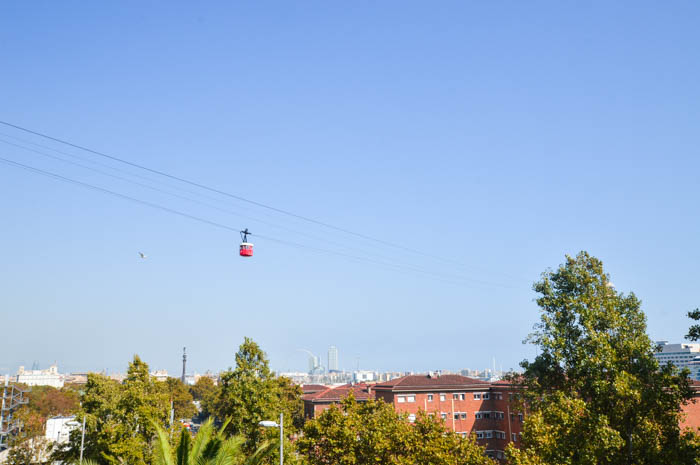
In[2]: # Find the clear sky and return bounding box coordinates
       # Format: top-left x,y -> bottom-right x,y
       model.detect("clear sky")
1,1 -> 699,377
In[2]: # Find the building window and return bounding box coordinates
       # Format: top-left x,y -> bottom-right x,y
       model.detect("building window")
461,432 -> 467,438
406,395 -> 416,403
495,393 -> 502,400
440,394 -> 446,401
408,414 -> 416,423
476,432 -> 484,439
475,412 -> 482,419
454,413 -> 460,420
485,431 -> 493,439
453,393 -> 459,400
427,394 -> 434,402
460,393 -> 465,400
460,412 -> 467,420
398,396 -> 405,403
518,413 -> 524,422
495,412 -> 504,420
474,393 -> 481,400
495,431 -> 506,439
484,412 -> 491,419
441,413 -> 447,420
511,433 -> 517,442
483,393 -> 490,400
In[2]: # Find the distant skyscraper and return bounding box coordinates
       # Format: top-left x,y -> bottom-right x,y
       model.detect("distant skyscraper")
328,346 -> 339,372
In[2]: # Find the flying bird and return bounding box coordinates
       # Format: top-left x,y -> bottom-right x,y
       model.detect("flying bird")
138,252 -> 147,259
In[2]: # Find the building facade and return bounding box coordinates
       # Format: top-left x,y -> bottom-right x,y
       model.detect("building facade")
15,364 -> 64,388
372,374 -> 523,461
45,416 -> 80,443
655,342 -> 700,380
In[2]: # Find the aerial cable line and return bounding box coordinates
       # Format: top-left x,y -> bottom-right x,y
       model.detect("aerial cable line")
0,156 -> 508,288
0,137 -> 481,274
0,120 -> 476,268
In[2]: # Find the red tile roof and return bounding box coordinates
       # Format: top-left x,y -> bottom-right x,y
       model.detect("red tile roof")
303,383 -> 374,403
301,384 -> 327,394
373,374 -> 490,391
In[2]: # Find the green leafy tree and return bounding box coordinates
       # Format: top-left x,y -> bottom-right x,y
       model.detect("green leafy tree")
54,355 -> 170,465
190,376 -> 217,401
297,395 -> 494,465
211,338 -> 302,458
508,251 -> 698,465
687,308 -> 700,341
162,377 -> 197,420
190,376 -> 220,420
152,418 -> 272,465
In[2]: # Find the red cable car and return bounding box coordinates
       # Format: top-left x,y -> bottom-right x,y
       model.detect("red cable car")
239,229 -> 253,257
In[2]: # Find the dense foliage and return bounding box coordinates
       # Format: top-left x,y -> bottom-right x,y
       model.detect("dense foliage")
162,377 -> 197,420
508,251 -> 699,465
210,337 -> 303,460
13,384 -> 80,439
54,355 -> 170,465
297,395 -> 494,465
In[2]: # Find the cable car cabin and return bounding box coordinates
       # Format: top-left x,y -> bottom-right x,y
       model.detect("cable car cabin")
239,242 -> 254,257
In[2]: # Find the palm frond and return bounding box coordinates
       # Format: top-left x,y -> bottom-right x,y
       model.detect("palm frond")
150,421 -> 176,465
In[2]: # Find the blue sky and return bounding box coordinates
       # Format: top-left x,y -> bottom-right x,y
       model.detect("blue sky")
1,1 -> 699,376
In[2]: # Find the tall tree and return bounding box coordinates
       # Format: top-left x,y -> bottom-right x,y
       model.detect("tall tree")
211,338 -> 302,459
297,395 -> 494,465
54,355 -> 170,465
508,252 -> 698,465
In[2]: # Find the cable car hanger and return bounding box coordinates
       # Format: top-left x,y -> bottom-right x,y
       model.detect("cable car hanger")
240,228 -> 253,257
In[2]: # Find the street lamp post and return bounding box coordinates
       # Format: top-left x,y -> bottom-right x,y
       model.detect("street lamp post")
259,412 -> 283,465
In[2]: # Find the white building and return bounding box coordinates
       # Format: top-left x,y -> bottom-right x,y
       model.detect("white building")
353,370 -> 375,383
45,415 -> 80,444
654,341 -> 700,379
16,364 -> 64,388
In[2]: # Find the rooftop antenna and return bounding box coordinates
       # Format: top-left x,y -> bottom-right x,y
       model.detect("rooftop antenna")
181,347 -> 187,384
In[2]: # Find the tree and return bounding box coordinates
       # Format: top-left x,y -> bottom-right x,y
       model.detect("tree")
508,251 -> 698,465
211,338 -> 303,458
190,376 -> 217,401
297,395 -> 494,465
54,355 -> 170,465
5,437 -> 53,465
190,376 -> 220,420
162,377 -> 197,420
152,418 -> 272,465
14,385 -> 80,439
687,308 -> 700,341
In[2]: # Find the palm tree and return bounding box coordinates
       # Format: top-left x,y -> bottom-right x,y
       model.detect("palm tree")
153,418 -> 272,465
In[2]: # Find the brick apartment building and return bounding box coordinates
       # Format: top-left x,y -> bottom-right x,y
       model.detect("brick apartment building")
303,374 -> 700,462
372,374 -> 523,461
